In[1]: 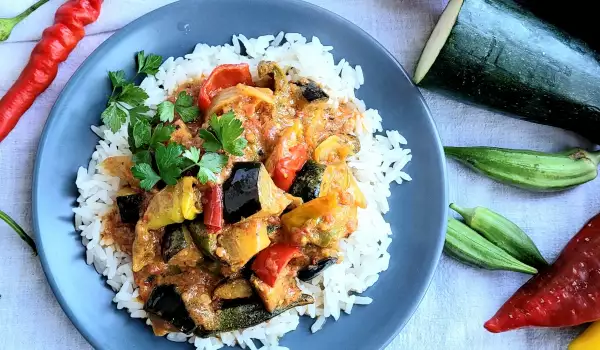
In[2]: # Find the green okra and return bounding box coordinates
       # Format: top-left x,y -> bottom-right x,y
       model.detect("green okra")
445,218 -> 537,275
450,203 -> 547,268
444,147 -> 600,192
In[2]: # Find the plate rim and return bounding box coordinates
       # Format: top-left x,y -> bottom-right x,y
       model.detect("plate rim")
32,0 -> 448,349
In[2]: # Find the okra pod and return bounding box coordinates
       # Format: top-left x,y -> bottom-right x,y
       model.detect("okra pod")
444,147 -> 600,191
450,204 -> 547,268
445,218 -> 538,275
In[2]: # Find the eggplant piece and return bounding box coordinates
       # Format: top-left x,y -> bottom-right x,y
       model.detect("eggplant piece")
289,160 -> 326,202
116,193 -> 143,223
298,257 -> 338,282
297,79 -> 329,102
223,162 -> 291,224
144,285 -> 196,334
196,294 -> 313,337
213,279 -> 254,300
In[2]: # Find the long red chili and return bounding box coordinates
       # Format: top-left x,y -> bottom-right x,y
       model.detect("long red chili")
0,0 -> 103,142
484,213 -> 600,333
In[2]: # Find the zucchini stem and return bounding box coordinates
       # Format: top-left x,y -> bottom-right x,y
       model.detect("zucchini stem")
0,209 -> 37,255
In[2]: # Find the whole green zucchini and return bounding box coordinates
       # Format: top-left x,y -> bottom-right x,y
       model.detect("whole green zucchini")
414,0 -> 600,143
514,0 -> 598,51
445,146 -> 600,191
445,218 -> 537,274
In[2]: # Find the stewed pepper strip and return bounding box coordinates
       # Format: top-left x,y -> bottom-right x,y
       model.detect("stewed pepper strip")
0,0 -> 103,141
198,64 -> 254,111
203,185 -> 223,232
251,244 -> 302,287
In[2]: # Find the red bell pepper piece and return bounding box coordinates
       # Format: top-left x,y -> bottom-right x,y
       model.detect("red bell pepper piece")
203,185 -> 223,232
251,244 -> 302,287
198,63 -> 254,110
272,144 -> 309,192
484,213 -> 600,333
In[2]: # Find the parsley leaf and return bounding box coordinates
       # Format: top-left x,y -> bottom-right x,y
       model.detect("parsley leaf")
137,51 -> 162,76
155,143 -> 184,185
118,84 -> 148,107
149,123 -> 175,148
197,153 -> 228,184
132,118 -> 151,148
133,150 -> 152,165
108,70 -> 127,88
198,129 -> 221,152
182,147 -> 201,164
102,103 -> 128,132
131,163 -> 161,190
129,105 -> 150,121
201,112 -> 247,156
182,147 -> 227,184
157,101 -> 175,123
175,91 -> 200,122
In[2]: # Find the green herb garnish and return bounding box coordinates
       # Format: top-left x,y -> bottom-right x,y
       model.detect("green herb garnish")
101,51 -> 163,132
156,91 -> 200,123
131,163 -> 161,190
200,111 -> 248,156
137,50 -> 162,76
182,147 -> 228,184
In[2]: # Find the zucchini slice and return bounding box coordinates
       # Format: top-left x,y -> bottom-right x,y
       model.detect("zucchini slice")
289,160 -> 326,202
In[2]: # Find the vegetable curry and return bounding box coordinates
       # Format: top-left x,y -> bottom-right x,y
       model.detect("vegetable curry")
101,61 -> 365,336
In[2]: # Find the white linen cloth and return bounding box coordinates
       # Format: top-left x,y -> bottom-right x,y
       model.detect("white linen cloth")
0,1 -> 598,349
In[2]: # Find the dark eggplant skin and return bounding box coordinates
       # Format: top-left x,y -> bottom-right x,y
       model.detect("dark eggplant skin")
116,193 -> 143,223
298,80 -> 329,102
298,257 -> 338,282
222,162 -> 262,224
196,294 -> 314,337
161,225 -> 190,262
289,160 -> 326,202
144,285 -> 196,334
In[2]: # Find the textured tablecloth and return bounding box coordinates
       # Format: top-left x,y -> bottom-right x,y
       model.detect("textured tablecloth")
1,1 -> 599,349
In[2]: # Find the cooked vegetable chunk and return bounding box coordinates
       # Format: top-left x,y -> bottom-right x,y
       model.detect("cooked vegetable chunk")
218,218 -> 271,271
223,162 -> 291,224
298,257 -> 338,282
187,218 -> 218,258
314,134 -> 359,164
133,177 -> 202,272
213,279 -> 254,300
144,285 -> 196,334
320,162 -> 366,208
145,176 -> 202,230
251,270 -> 310,313
282,195 -> 358,247
197,294 -> 313,337
298,79 -> 329,102
289,160 -> 326,202
161,224 -> 203,267
116,192 -> 143,223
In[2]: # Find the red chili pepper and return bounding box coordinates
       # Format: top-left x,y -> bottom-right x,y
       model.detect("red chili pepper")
272,144 -> 309,192
252,244 -> 302,287
203,185 -> 223,232
198,63 -> 254,111
0,0 -> 103,142
484,213 -> 600,333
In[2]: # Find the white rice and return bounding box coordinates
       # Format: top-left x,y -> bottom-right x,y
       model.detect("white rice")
74,33 -> 412,349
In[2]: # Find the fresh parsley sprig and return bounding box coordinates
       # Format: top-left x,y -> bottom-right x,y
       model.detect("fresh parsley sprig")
199,111 -> 248,156
156,91 -> 200,123
182,147 -> 229,184
101,51 -> 162,132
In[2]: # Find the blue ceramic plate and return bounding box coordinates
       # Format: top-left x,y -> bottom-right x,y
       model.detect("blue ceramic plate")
33,0 -> 447,349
